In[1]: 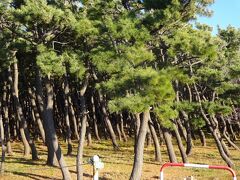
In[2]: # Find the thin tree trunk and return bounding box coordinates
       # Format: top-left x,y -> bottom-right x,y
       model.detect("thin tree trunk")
116,120 -> 122,141
119,113 -> 127,142
63,76 -> 72,156
2,77 -> 12,155
220,116 -> 240,151
98,91 -> 119,150
90,95 -> 101,141
162,127 -> 177,163
176,118 -> 187,142
0,114 -> 6,174
28,87 -> 45,144
146,127 -> 152,148
11,62 -> 39,159
9,63 -> 30,156
130,111 -> 149,180
148,117 -> 161,162
194,83 -> 234,168
77,74 -> 89,180
173,122 -> 188,163
198,128 -> 206,147
86,118 -> 92,146
181,111 -> 193,156
68,96 -> 79,140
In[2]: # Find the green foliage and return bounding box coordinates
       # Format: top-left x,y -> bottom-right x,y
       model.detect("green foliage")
36,44 -> 64,76
202,101 -> 233,116
61,51 -> 86,79
163,26 -> 218,61
191,116 -> 206,129
175,101 -> 198,113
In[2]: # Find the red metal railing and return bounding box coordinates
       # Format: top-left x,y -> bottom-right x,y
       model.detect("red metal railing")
160,162 -> 237,180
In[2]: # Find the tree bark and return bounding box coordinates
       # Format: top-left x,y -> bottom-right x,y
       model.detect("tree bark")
148,117 -> 161,162
90,95 -> 101,141
28,87 -> 46,144
98,91 -> 119,150
11,62 -> 38,160
130,111 -> 149,180
44,76 -> 72,179
162,127 -> 177,163
35,68 -> 57,166
173,122 -> 188,163
181,111 -> 193,156
119,113 -> 127,142
0,114 -> 6,174
63,76 -> 72,156
198,128 -> 206,147
77,74 -> 89,180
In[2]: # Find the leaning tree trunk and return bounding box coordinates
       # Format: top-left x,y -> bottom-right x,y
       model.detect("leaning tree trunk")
77,74 -> 89,180
44,75 -> 72,179
220,116 -> 240,151
148,117 -> 162,162
28,87 -> 45,144
162,127 -> 177,163
181,111 -> 193,156
130,111 -> 149,180
173,122 -> 188,163
194,83 -> 234,168
9,63 -> 30,156
198,128 -> 206,147
98,91 -> 119,150
11,62 -> 39,160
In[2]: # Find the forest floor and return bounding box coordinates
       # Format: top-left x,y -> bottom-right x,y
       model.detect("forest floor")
0,138 -> 239,180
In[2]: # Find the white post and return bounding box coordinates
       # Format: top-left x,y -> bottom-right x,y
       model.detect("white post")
91,155 -> 104,180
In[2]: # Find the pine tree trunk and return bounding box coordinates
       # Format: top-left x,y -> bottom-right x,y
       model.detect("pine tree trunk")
130,111 -> 149,180
0,114 -> 6,174
35,68 -> 57,166
119,113 -> 127,142
146,128 -> 152,148
162,127 -> 177,163
194,83 -> 234,168
198,128 -> 206,147
77,74 -> 89,180
68,96 -> 79,140
12,62 -> 39,159
176,118 -> 187,142
148,117 -> 161,162
28,87 -> 46,144
77,95 -> 88,180
63,76 -> 72,156
45,76 -> 72,179
90,95 -> 101,141
2,77 -> 12,155
86,119 -> 92,146
10,63 -> 31,156
220,116 -> 240,151
173,122 -> 188,163
98,91 -> 119,150
116,120 -> 122,141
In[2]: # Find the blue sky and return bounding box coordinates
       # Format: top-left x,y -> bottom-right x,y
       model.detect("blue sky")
197,0 -> 240,34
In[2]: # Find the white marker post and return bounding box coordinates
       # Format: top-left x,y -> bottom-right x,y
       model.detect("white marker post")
90,155 -> 104,180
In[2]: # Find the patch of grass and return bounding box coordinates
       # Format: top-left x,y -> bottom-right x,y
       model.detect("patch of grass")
0,138 -> 239,179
